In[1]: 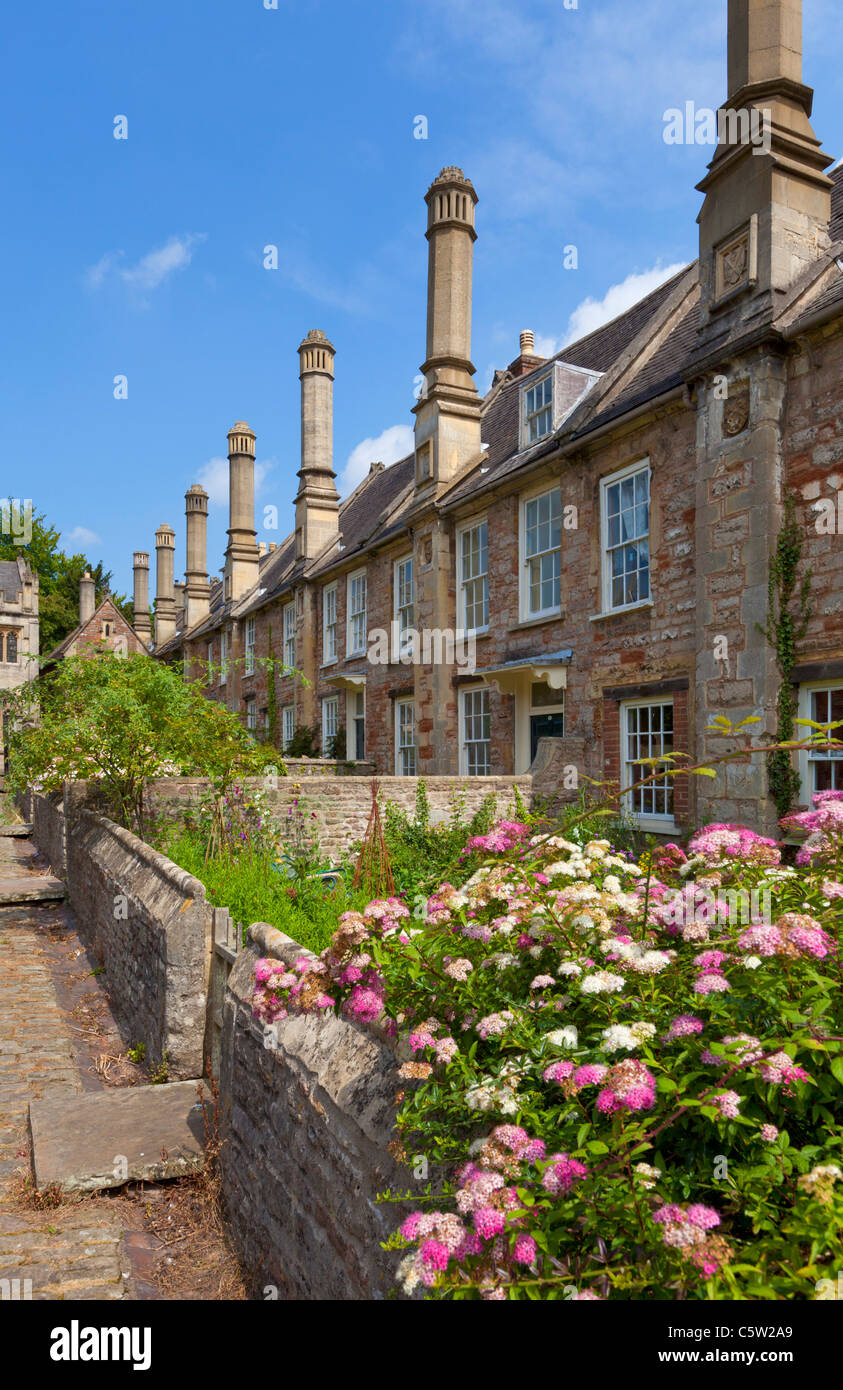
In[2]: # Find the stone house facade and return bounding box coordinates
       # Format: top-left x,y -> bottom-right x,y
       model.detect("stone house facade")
148,1 -> 843,838
43,573 -> 149,669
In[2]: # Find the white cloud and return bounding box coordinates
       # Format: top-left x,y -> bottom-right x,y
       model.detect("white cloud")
563,261 -> 687,345
340,425 -> 414,496
85,235 -> 206,296
196,456 -> 275,509
533,333 -> 562,359
66,525 -> 101,547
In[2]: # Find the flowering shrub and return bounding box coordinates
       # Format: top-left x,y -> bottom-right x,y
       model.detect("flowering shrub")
252,813 -> 843,1300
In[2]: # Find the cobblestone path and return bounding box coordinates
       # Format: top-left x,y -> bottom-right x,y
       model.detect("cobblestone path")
0,812 -> 130,1300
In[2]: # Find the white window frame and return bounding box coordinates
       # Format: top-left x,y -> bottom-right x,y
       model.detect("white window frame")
322,583 -> 338,665
207,640 -> 214,687
352,687 -> 366,761
245,697 -> 257,732
621,697 -> 675,832
460,685 -> 491,776
394,556 -> 415,649
220,629 -> 228,686
522,372 -> 554,444
600,459 -> 652,616
347,569 -> 367,658
395,697 -> 417,776
519,484 -> 562,622
798,682 -> 843,801
322,695 -> 339,755
458,518 -> 489,635
244,617 -> 256,675
283,602 -> 296,670
282,704 -> 295,751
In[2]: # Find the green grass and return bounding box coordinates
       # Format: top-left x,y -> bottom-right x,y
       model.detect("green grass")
155,826 -> 368,955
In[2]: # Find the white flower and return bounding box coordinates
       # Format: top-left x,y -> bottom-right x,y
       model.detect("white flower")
547,1026 -> 578,1049
744,955 -> 762,970
633,1162 -> 662,1189
581,971 -> 625,995
602,875 -> 623,896
558,961 -> 582,977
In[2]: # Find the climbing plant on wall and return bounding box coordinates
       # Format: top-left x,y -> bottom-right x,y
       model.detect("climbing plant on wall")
758,492 -> 812,819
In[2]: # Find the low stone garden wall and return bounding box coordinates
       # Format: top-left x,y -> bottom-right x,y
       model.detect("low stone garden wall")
143,772 -> 533,862
219,922 -> 409,1300
65,807 -> 213,1079
30,790 -> 67,876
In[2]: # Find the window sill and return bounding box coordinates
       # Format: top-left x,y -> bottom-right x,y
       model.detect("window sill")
630,816 -> 676,835
510,611 -> 563,633
320,659 -> 338,669
590,601 -> 653,623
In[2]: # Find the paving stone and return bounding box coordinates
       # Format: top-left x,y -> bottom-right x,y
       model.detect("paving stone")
30,1081 -> 206,1192
0,879 -> 66,904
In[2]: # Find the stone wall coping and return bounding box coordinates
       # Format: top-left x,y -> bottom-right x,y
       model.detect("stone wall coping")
76,807 -> 208,906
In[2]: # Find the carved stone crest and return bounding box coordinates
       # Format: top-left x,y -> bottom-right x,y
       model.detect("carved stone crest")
723,384 -> 750,436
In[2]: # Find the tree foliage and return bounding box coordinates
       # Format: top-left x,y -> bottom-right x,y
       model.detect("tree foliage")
2,652 -> 280,835
0,505 -> 130,654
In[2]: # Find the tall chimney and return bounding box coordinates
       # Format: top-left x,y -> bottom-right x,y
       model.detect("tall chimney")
223,422 -> 260,601
79,571 -> 96,624
296,330 -> 340,560
154,523 -> 176,648
184,484 -> 211,629
696,0 -> 833,326
413,167 -> 482,491
132,552 -> 152,644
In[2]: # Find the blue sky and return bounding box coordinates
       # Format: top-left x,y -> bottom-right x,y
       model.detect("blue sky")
2,0 -> 841,600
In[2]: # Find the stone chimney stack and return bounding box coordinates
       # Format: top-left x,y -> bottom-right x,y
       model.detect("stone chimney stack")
696,0 -> 833,329
79,572 -> 96,624
184,484 -> 211,629
413,167 -> 482,491
296,330 -> 340,561
154,523 -> 176,648
224,422 -> 260,602
132,552 -> 152,644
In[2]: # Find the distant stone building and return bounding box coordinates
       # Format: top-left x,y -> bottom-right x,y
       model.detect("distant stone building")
0,556 -> 39,777
147,1 -> 843,837
42,573 -> 149,670
0,557 -> 39,693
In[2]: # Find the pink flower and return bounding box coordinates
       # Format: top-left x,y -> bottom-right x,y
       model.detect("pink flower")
665,1014 -> 704,1039
474,1207 -> 507,1239
694,971 -> 731,995
712,1090 -> 741,1119
572,1064 -> 608,1088
541,1153 -> 588,1195
419,1238 -> 450,1271
543,1060 -> 575,1084
512,1234 -> 537,1266
760,1124 -> 779,1142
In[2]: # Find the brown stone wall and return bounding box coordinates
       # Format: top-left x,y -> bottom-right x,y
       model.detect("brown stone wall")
785,323 -> 843,662
219,922 -> 408,1300
143,773 -> 532,862
62,805 -> 212,1078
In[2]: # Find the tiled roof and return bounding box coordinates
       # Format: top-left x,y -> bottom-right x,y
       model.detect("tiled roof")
0,560 -> 22,602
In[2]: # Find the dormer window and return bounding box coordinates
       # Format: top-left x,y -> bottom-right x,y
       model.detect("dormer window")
524,374 -> 553,443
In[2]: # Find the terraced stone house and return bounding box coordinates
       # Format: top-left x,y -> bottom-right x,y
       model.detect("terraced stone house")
150,0 -> 843,837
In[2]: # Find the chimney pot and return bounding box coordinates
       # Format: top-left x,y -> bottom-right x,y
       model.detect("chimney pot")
520,330 -> 535,355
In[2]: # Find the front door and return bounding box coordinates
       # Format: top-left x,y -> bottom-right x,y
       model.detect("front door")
530,711 -> 564,763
